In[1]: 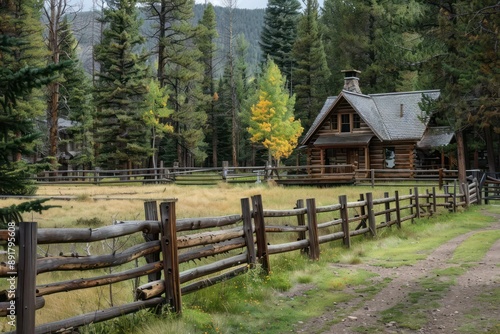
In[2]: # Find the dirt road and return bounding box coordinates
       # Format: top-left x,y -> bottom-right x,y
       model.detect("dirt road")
295,214 -> 500,333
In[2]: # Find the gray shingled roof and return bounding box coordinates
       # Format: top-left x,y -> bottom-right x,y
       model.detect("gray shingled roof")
302,96 -> 337,142
301,89 -> 440,145
417,126 -> 454,149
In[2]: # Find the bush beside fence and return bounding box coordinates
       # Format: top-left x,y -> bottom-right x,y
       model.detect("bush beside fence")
0,179 -> 480,333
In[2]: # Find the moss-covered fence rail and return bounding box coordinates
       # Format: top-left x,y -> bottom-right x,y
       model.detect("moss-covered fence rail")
0,180 -> 480,333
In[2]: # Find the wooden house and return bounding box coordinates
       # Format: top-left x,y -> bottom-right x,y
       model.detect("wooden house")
299,70 -> 454,182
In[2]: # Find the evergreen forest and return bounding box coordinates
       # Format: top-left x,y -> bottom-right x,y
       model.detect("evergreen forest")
1,0 -> 499,196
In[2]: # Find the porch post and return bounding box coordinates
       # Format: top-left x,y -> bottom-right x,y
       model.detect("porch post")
320,149 -> 325,175
364,146 -> 369,170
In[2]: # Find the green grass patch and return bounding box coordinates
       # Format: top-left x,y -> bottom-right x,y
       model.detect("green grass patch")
361,206 -> 496,268
451,230 -> 500,263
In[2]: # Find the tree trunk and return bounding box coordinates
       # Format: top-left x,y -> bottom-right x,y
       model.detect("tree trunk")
456,130 -> 467,184
211,111 -> 218,167
46,0 -> 64,168
48,82 -> 59,166
484,127 -> 496,172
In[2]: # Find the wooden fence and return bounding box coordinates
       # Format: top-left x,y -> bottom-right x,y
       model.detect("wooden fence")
480,172 -> 500,203
0,179 -> 480,333
29,164 -> 482,188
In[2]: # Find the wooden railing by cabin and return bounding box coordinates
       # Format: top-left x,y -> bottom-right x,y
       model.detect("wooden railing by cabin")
0,180 -> 480,333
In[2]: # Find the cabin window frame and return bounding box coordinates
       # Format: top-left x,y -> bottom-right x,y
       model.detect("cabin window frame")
331,115 -> 338,131
384,147 -> 396,169
353,114 -> 361,129
340,114 -> 351,133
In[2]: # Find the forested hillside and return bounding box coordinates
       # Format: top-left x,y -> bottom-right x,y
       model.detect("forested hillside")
69,4 -> 264,76
1,0 -> 498,190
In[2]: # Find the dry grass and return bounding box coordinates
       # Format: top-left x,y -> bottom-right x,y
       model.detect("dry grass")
2,182 -> 426,228
0,182 -> 440,328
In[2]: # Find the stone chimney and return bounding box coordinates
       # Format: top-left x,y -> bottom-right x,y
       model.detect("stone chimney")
341,70 -> 361,94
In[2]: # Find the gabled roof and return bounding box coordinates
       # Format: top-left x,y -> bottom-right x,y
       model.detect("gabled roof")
417,126 -> 454,149
301,89 -> 440,146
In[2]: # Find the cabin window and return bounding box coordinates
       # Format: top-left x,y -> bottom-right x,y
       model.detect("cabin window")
331,115 -> 338,130
341,114 -> 350,132
385,147 -> 396,168
353,114 -> 361,129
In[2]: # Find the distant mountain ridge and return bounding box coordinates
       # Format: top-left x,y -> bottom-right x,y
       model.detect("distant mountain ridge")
70,4 -> 265,77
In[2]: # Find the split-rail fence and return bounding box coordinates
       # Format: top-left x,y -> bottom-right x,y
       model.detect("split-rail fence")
29,163 -> 483,189
0,180 -> 480,333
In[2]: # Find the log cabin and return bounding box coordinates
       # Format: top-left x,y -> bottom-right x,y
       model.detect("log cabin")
299,70 -> 454,182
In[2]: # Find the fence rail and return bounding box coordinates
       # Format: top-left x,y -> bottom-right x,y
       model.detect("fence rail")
28,164 -> 484,188
0,179 -> 480,333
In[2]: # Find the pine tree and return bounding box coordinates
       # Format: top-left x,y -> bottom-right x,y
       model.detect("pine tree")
0,0 -> 50,161
247,59 -> 303,165
321,0 -> 424,93
292,0 -> 330,131
146,0 -> 208,167
94,0 -> 151,170
0,34 -> 65,195
416,0 -> 500,181
259,0 -> 301,92
234,34 -> 253,166
196,3 -> 219,167
58,17 -> 94,169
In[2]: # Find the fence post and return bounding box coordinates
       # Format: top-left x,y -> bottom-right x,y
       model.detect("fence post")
94,167 -> 100,184
409,188 -> 414,222
452,180 -> 457,212
395,191 -> 401,228
463,182 -> 470,207
383,192 -> 391,224
432,187 -> 437,214
425,189 -> 431,214
414,187 -> 420,219
295,199 -> 308,254
339,195 -> 351,248
159,200 -> 181,314
241,198 -> 256,268
305,198 -> 320,260
439,168 -> 444,189
355,194 -> 367,230
222,161 -> 229,181
173,162 -> 179,182
251,195 -> 270,274
17,222 -> 37,333
365,193 -> 377,237
474,178 -> 481,204
371,169 -> 375,188
144,201 -> 161,283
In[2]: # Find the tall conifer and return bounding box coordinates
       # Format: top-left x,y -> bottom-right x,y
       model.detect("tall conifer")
259,0 -> 301,92
292,0 -> 330,131
416,0 -> 500,181
58,17 -> 94,169
197,3 -> 219,167
94,0 -> 151,170
147,0 -> 208,167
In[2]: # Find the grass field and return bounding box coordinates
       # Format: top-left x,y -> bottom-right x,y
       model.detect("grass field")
1,182 -> 492,333
4,182 -> 445,228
